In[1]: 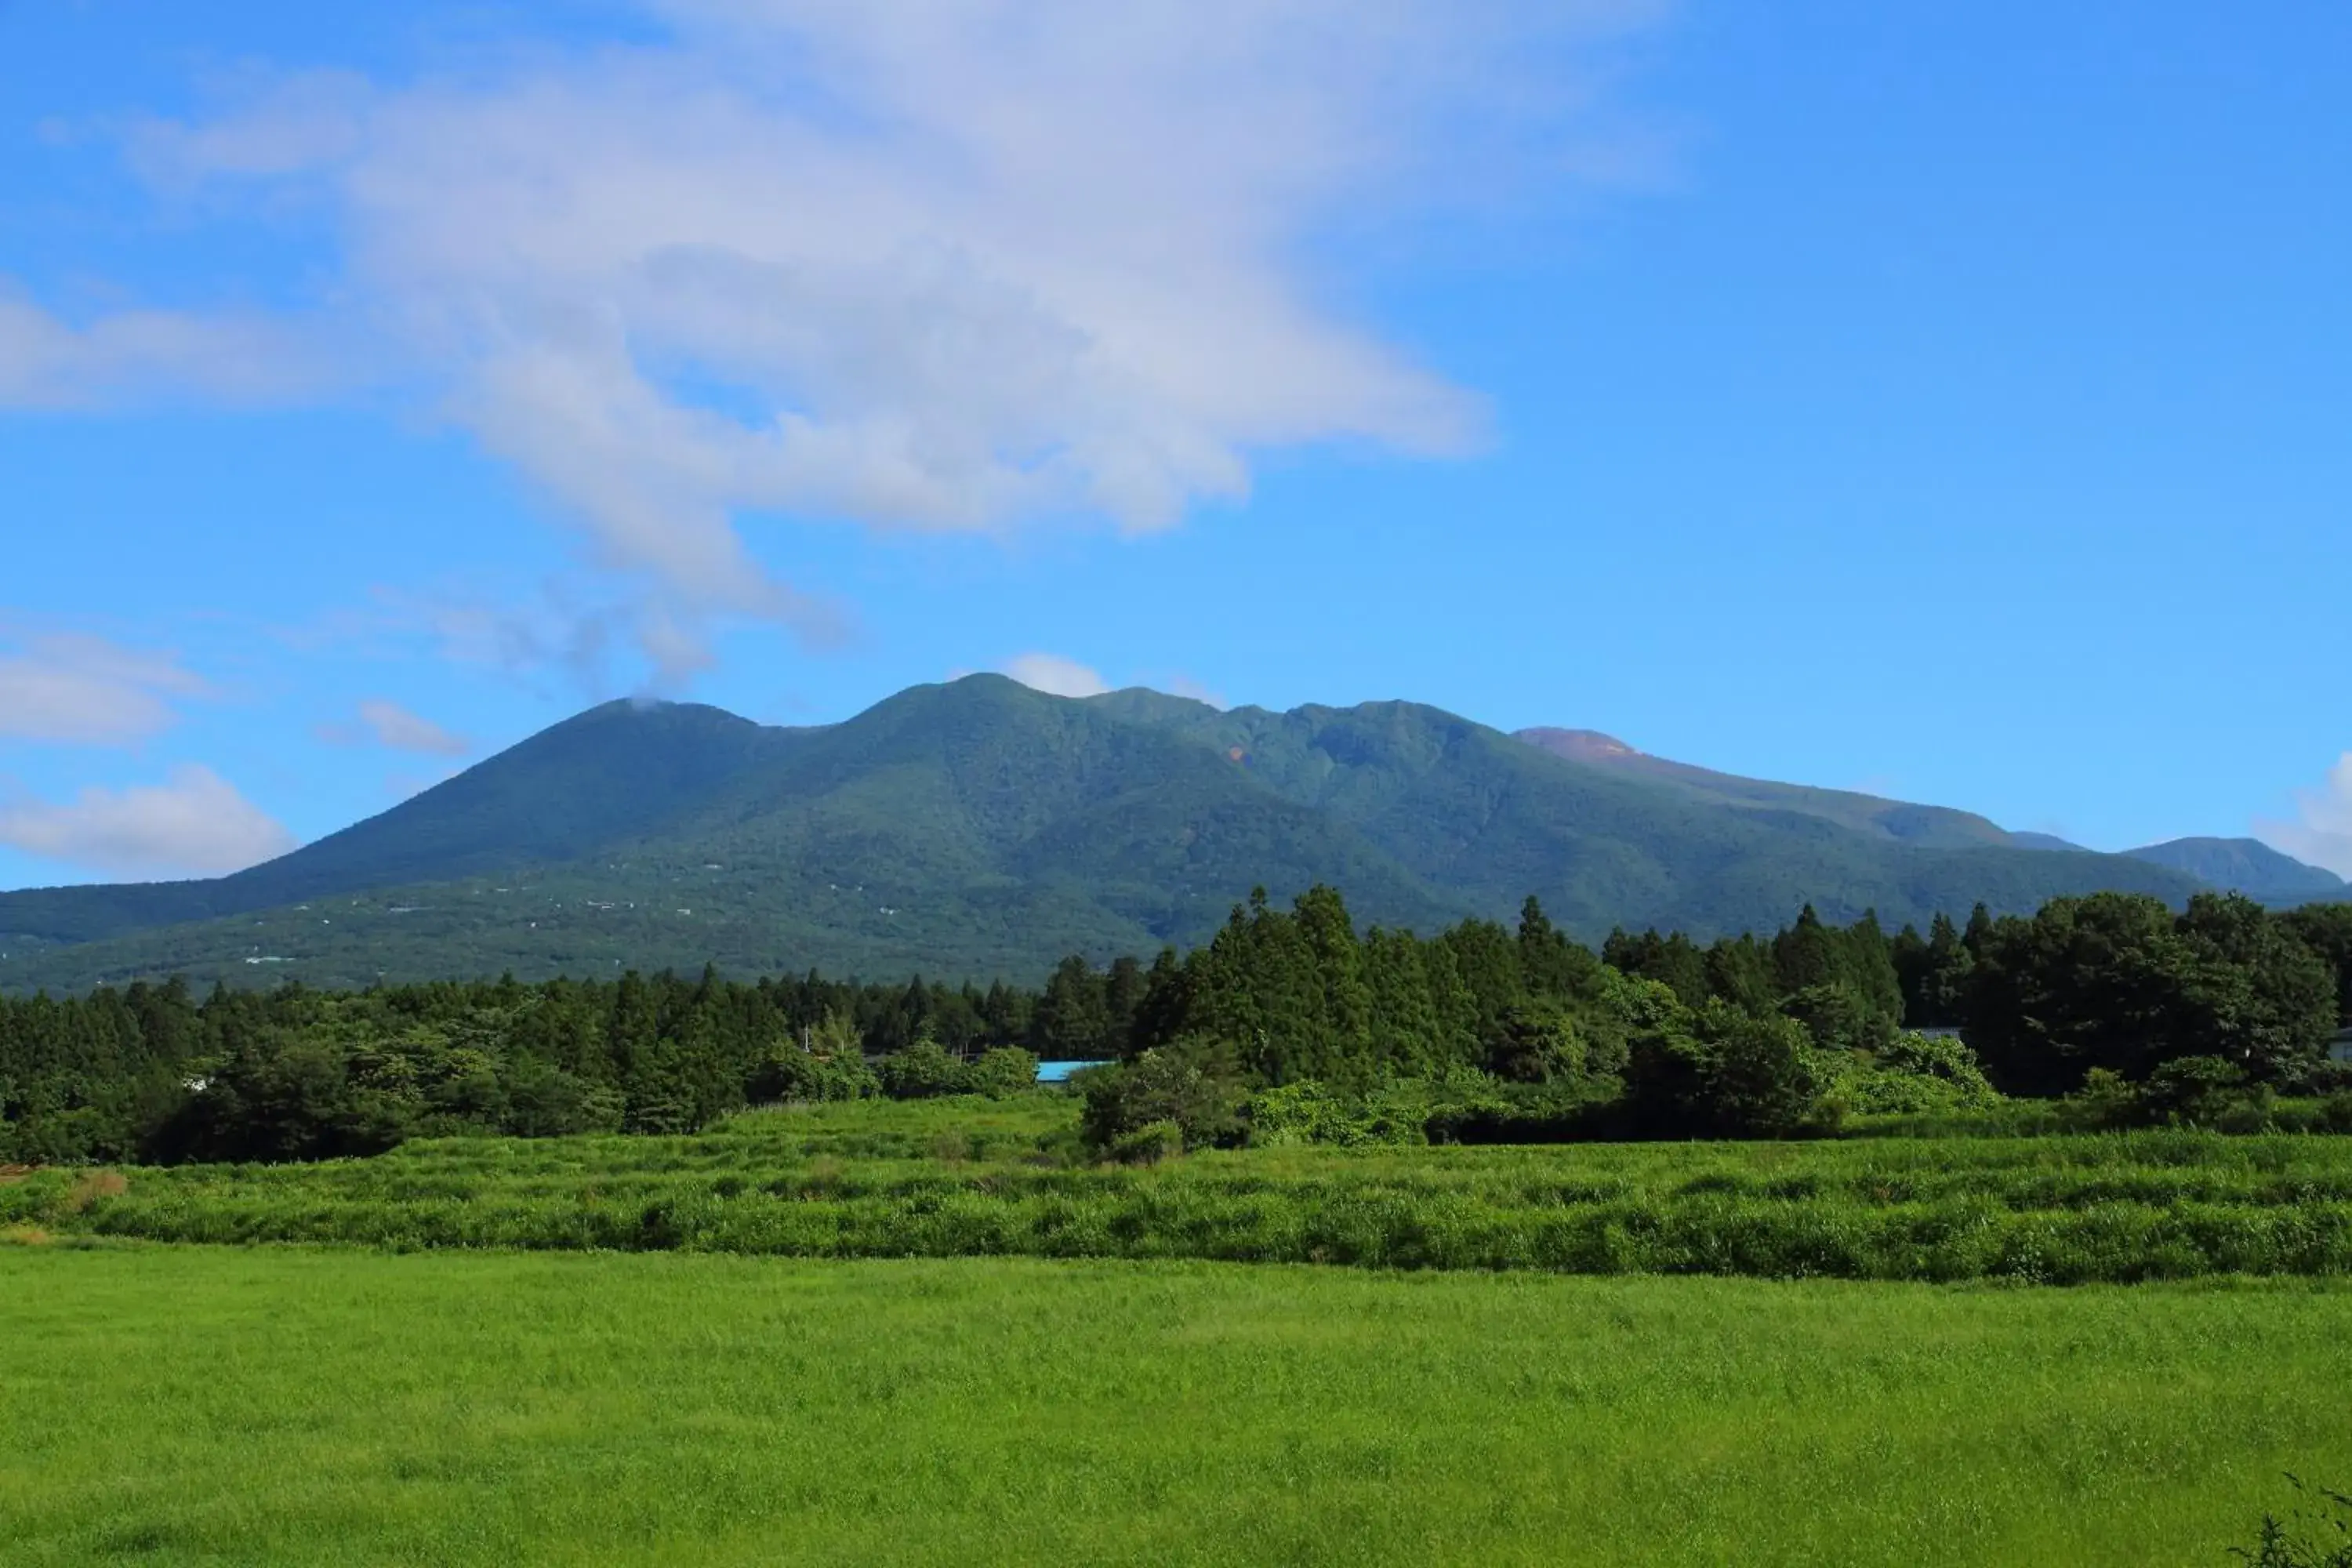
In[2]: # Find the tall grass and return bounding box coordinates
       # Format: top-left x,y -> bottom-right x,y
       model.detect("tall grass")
14,1097 -> 2352,1282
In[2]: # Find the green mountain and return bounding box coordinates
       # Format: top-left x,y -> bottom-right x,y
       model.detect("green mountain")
0,699 -> 789,949
1511,728 -> 2027,850
0,675 -> 2258,992
1509,727 -> 2344,909
2121,837 -> 2347,905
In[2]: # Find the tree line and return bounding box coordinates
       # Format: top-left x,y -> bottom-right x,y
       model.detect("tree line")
1081,888 -> 2350,1152
1607,895 -> 2351,1092
4,887 -> 2347,1164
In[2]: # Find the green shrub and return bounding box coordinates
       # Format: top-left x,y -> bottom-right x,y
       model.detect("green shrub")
1703,1012 -> 1831,1137
1485,1004 -> 1587,1085
1243,1081 -> 1432,1147
877,1042 -> 973,1099
1618,1001 -> 1835,1133
1078,1038 -> 1247,1155
1828,1032 -> 2002,1116
2062,1067 -> 2141,1130
750,1044 -> 879,1104
1105,1120 -> 1185,1166
1780,984 -> 1897,1054
503,1063 -> 627,1136
965,1048 -> 1041,1099
2140,1055 -> 2269,1128
1629,1007 -> 1830,1138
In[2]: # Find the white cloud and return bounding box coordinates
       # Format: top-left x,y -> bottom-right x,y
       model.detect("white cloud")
335,579 -> 844,695
1001,653 -> 1109,699
355,699 -> 471,757
98,0 -> 1661,677
0,630 -> 214,745
2258,752 -> 2352,879
0,282 -> 326,410
0,765 -> 296,877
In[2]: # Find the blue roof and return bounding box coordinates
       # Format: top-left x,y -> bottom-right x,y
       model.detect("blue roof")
1035,1059 -> 1110,1083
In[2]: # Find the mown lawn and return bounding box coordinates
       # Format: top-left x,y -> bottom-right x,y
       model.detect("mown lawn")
4,1244 -> 2345,1565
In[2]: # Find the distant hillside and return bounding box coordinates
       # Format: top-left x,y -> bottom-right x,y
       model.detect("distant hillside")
2123,837 -> 2347,905
1510,730 -> 2347,906
0,677 -> 2247,992
1512,728 -> 2028,850
0,699 -> 786,950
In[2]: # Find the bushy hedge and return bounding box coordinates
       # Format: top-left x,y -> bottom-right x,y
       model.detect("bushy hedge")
874,1042 -> 1039,1100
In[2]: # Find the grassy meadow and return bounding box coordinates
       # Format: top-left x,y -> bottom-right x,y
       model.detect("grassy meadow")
14,1097 -> 2352,1563
16,1095 -> 2352,1282
5,1244 -> 2347,1566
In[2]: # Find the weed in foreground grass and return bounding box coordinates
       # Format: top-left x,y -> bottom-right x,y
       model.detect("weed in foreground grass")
2235,1479 -> 2352,1567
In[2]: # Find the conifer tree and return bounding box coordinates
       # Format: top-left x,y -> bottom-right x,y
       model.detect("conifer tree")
1771,906 -> 1841,994
1916,911 -> 1975,1026
1032,956 -> 1112,1061
1437,918 -> 1525,1044
1362,927 -> 1443,1073
1417,936 -> 1486,1068
1127,949 -> 1192,1058
1294,885 -> 1374,1079
1845,910 -> 1906,1022
1703,935 -> 1777,1014
1103,954 -> 1149,1050
1516,895 -> 1595,998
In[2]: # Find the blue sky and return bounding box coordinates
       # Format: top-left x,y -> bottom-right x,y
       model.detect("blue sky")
2,0 -> 2347,888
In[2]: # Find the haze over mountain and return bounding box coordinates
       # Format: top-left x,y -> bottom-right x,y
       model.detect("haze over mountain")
0,677 -> 2333,993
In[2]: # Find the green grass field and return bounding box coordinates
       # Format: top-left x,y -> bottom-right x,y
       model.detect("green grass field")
17,1097 -> 2352,1282
15,1101 -> 2352,1561
3,1244 -> 2344,1565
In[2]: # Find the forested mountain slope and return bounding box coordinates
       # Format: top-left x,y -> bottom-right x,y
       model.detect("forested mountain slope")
1511,727 -> 2025,851
1512,727 -> 2344,910
0,699 -> 787,948
0,674 -> 2283,992
2122,837 -> 2346,904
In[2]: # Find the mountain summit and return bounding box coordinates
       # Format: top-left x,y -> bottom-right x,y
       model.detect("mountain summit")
0,676 -> 2328,991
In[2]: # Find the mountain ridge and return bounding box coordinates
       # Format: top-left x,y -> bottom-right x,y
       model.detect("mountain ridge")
0,676 -> 2332,992
2120,837 -> 2346,903
1509,726 -> 2341,901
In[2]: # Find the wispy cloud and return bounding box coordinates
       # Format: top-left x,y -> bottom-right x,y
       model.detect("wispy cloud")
318,699 -> 473,757
0,282 -> 328,410
1160,675 -> 1229,711
0,765 -> 296,877
356,699 -> 470,757
56,0 -> 1662,681
0,629 -> 215,746
1000,652 -> 1110,699
2258,752 -> 2352,878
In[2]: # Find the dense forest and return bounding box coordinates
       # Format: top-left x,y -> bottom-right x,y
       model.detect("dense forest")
4,888 -> 2347,1165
